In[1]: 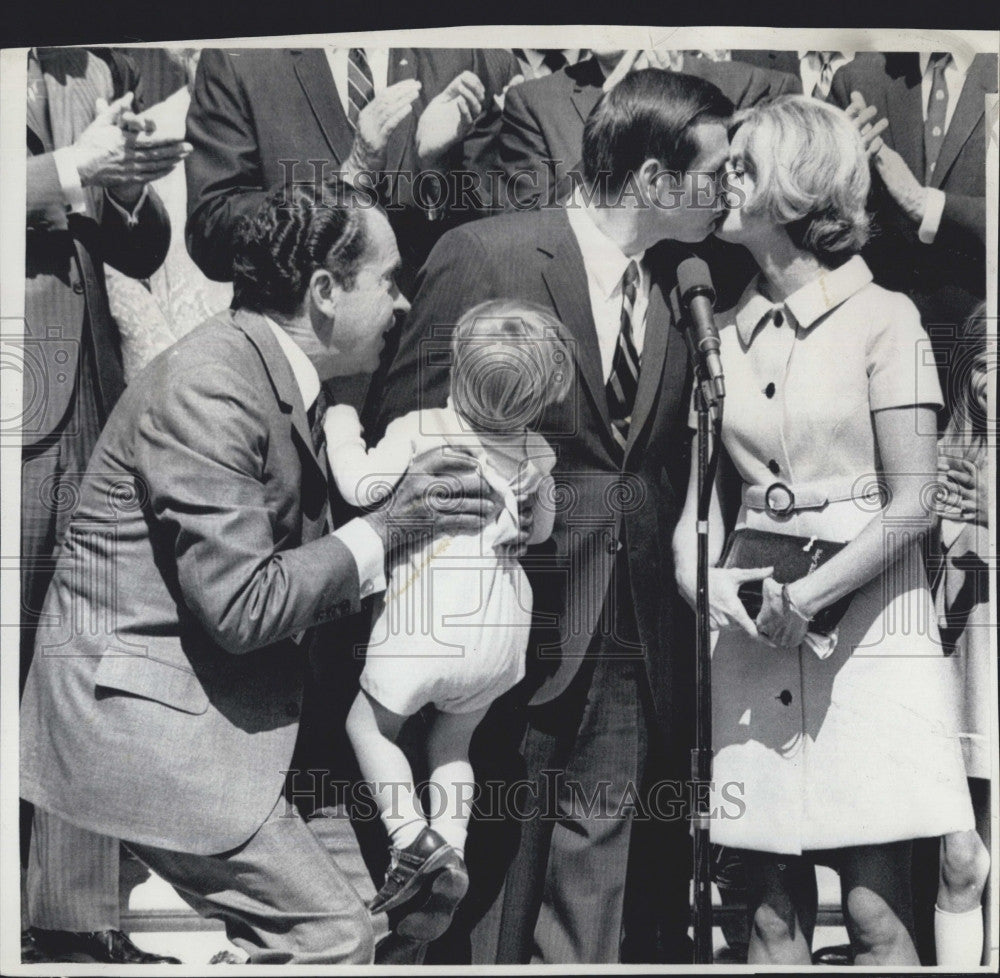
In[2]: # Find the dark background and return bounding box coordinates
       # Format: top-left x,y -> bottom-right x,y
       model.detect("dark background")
3,0 -> 998,49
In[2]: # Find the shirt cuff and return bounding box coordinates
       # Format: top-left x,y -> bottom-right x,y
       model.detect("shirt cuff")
918,188 -> 946,244
333,517 -> 387,598
105,184 -> 149,228
52,146 -> 88,215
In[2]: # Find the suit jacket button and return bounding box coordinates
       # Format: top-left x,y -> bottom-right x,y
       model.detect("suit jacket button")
606,538 -> 621,555
284,701 -> 299,718
72,280 -> 85,294
777,690 -> 793,706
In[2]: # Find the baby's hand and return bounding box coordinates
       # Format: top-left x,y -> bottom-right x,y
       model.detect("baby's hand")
323,403 -> 363,446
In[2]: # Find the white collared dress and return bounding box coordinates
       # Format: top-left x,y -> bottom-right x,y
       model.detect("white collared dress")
703,256 -> 974,854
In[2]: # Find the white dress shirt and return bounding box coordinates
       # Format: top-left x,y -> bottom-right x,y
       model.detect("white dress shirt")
797,51 -> 854,98
326,48 -> 390,120
264,316 -> 386,599
563,190 -> 649,382
915,51 -> 972,245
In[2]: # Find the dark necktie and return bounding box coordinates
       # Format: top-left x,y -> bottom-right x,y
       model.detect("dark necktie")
347,48 -> 375,130
307,385 -> 331,458
541,50 -> 569,74
924,53 -> 951,182
26,51 -> 54,150
606,260 -> 641,455
811,52 -> 835,100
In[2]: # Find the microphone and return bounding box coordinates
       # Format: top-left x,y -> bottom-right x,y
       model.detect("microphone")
674,257 -> 725,404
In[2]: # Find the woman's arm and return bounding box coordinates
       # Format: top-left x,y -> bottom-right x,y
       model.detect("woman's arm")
770,405 -> 939,641
673,426 -> 770,636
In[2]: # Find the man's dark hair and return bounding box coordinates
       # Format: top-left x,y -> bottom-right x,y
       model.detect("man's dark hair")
582,68 -> 734,196
232,181 -> 371,315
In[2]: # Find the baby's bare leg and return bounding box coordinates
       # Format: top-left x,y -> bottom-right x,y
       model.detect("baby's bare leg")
425,706 -> 489,855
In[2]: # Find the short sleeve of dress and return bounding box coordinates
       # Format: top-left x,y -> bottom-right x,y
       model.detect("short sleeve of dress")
866,291 -> 944,412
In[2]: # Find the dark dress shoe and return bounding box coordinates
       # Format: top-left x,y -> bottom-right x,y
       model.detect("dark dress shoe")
370,828 -> 468,941
27,927 -> 182,964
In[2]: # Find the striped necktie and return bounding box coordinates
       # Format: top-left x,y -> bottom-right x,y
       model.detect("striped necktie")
811,53 -> 835,100
924,53 -> 951,182
347,48 -> 375,130
606,260 -> 641,455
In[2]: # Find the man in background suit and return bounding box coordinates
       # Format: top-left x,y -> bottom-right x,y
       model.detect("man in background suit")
185,47 -> 509,298
497,48 -> 799,210
22,46 -> 184,964
731,49 -> 855,99
369,70 -> 735,964
20,186 -> 495,964
829,51 -> 996,395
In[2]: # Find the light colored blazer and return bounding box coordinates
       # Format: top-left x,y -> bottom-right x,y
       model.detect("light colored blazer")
20,309 -> 366,855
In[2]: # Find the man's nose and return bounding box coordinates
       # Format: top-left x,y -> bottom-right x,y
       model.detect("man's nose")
393,291 -> 411,316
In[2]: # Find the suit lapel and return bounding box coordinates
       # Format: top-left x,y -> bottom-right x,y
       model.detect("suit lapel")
292,49 -> 354,165
537,211 -> 612,436
385,48 -> 418,175
930,55 -> 991,189
625,274 -> 672,459
569,59 -> 604,125
234,309 -> 327,490
885,58 -> 924,178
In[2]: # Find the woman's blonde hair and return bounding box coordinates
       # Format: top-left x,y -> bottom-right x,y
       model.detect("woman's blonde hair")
450,300 -> 572,433
732,95 -> 871,260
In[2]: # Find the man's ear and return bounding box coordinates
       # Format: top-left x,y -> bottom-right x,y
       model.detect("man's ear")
308,268 -> 341,319
644,158 -> 684,207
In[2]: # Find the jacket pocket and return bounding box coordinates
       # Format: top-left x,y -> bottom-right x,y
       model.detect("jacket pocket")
94,652 -> 210,716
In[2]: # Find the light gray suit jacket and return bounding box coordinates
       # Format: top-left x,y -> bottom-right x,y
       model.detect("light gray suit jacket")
20,309 -> 368,854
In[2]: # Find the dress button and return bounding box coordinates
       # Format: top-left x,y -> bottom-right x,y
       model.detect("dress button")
284,701 -> 299,718
772,310 -> 784,328
778,690 -> 793,706
768,459 -> 780,475
764,382 -> 776,398
72,281 -> 85,295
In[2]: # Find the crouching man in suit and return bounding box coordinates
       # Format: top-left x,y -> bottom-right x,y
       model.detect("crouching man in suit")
20,184 -> 496,964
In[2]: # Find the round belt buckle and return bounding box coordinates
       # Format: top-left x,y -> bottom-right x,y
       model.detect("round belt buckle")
764,482 -> 795,517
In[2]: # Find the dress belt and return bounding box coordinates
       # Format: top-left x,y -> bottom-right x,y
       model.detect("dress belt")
742,477 -> 883,517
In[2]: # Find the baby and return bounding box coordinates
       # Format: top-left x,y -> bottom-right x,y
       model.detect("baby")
324,300 -> 572,939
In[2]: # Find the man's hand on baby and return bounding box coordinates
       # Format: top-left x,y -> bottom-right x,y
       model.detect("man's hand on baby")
362,447 -> 500,554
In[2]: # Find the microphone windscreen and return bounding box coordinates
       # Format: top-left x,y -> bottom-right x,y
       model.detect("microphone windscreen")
677,257 -> 716,306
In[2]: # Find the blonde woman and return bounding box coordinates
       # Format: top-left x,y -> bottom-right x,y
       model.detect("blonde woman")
673,96 -> 974,965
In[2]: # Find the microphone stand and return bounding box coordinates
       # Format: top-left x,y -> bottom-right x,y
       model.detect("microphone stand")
692,368 -> 723,964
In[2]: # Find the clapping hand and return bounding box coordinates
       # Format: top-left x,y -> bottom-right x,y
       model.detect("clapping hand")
347,79 -> 423,177
846,91 -> 927,224
936,452 -> 988,525
70,93 -> 191,205
415,71 -> 485,164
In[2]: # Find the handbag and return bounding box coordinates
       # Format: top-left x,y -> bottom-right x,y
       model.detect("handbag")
719,528 -> 855,636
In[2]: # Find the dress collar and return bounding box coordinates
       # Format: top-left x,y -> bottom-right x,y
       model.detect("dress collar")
734,255 -> 874,347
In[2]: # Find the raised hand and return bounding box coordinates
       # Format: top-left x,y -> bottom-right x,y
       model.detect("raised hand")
415,71 -> 485,164
69,93 -> 191,201
349,79 -> 423,174
844,91 -> 890,157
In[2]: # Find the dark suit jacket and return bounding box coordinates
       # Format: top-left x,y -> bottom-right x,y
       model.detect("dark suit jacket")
829,53 -> 996,333
185,47 -> 509,291
368,208 -> 694,734
25,48 -> 170,445
20,309 -> 369,854
497,54 -> 801,210
731,49 -> 801,78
